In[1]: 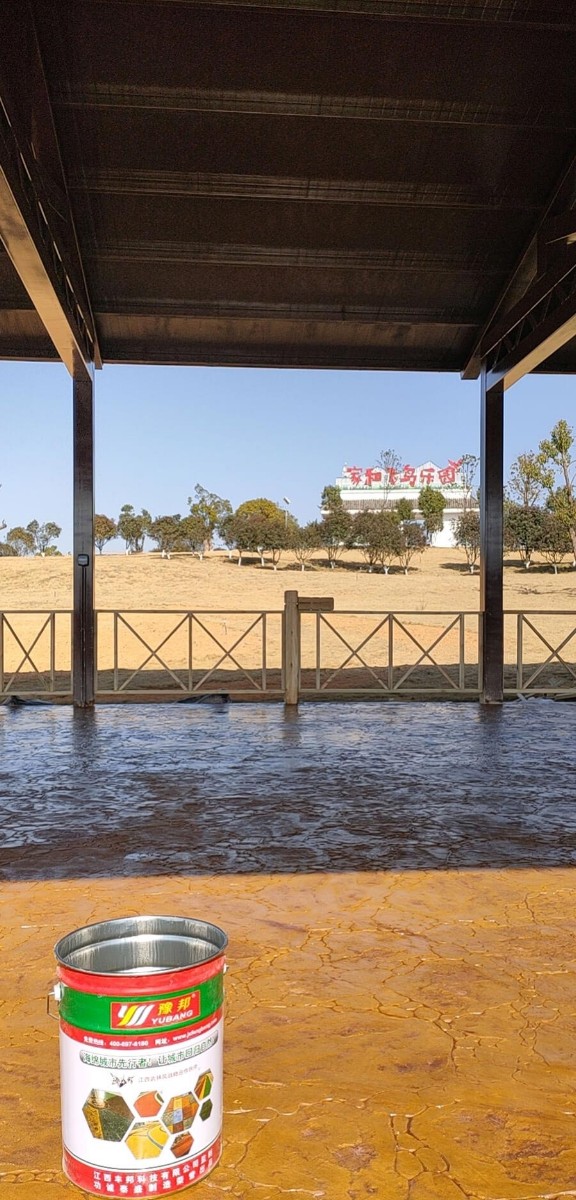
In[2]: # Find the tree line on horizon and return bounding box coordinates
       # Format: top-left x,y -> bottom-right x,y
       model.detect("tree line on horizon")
1,420 -> 575,573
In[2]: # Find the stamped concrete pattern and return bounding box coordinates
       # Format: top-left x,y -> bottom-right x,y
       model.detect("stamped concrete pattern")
1,701 -> 576,1199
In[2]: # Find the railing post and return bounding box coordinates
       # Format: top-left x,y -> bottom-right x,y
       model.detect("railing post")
283,590 -> 300,706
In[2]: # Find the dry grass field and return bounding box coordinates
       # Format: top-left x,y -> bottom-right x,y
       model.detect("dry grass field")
1,548 -> 576,694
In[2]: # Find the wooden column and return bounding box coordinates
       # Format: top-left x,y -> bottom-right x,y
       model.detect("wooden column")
73,374 -> 95,706
480,368 -> 504,703
283,590 -> 300,706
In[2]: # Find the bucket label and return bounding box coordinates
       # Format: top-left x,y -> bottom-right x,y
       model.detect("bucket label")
59,975 -> 223,1036
111,992 -> 200,1030
60,1009 -> 223,1197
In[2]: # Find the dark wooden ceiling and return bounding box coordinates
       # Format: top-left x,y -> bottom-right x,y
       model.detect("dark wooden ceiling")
1,0 -> 576,372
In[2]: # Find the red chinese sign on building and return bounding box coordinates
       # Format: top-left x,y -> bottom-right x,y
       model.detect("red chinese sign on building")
342,460 -> 463,488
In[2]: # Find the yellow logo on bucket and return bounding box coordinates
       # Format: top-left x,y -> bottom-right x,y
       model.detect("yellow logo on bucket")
111,992 -> 200,1029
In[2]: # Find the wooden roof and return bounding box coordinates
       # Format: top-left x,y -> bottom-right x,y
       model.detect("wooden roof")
1,1 -> 576,373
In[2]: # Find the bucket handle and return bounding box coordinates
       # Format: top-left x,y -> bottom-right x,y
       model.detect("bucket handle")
46,981 -> 62,1021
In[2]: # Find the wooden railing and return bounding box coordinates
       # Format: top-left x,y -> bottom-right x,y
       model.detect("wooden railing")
1,601 -> 575,700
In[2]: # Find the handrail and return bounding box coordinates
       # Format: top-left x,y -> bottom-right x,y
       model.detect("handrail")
1,604 -> 575,700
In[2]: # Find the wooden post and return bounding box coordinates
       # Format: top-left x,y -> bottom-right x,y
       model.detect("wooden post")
73,374 -> 95,706
284,590 -> 300,706
480,367 -> 504,703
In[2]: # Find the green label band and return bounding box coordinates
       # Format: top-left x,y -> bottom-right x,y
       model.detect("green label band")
59,975 -> 224,1035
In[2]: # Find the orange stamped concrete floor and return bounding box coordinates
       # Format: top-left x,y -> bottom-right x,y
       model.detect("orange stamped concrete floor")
3,869 -> 576,1200
2,701 -> 576,1199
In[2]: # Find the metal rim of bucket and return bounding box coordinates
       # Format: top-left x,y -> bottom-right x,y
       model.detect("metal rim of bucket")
54,914 -> 228,978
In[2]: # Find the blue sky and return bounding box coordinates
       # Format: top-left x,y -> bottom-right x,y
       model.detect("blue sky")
1,361 -> 575,552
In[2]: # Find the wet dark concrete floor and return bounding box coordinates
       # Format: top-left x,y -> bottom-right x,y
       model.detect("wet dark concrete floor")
0,700 -> 574,880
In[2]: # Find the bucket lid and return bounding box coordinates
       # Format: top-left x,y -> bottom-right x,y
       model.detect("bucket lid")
54,915 -> 227,977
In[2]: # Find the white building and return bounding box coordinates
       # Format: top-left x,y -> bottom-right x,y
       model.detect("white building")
335,459 -> 476,547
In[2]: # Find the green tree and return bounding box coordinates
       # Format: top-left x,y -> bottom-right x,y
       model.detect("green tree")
148,514 -> 182,556
397,521 -> 426,574
179,514 -> 208,557
395,498 -> 413,523
94,514 -> 117,554
235,497 -> 286,522
257,513 -> 291,570
117,505 -> 151,553
291,522 -> 321,571
0,542 -> 16,556
540,510 -> 572,573
503,503 -> 545,568
455,511 -> 480,573
376,513 -> 403,574
230,500 -> 295,567
224,511 -> 267,566
31,521 -> 61,554
507,452 -> 552,508
351,511 -> 382,570
539,419 -> 576,560
320,484 -> 344,513
187,484 -> 232,550
418,486 -> 445,543
319,508 -> 352,568
6,526 -> 35,555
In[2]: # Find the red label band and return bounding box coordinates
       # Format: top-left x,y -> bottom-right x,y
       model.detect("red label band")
63,1136 -> 222,1197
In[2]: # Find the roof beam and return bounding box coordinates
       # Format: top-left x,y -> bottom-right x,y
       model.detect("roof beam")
462,151 -> 576,379
0,15 -> 98,377
54,83 -> 573,132
89,0 -> 576,34
68,168 -> 538,213
481,244 -> 576,390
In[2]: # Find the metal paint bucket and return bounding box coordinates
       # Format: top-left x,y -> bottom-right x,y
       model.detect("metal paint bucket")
52,915 -> 227,1198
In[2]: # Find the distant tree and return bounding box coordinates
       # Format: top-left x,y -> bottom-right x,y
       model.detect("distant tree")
225,511 -> 267,566
117,505 -> 151,553
218,512 -> 237,560
148,514 -> 182,556
455,510 -> 480,573
460,453 -> 480,511
376,448 -> 402,509
503,503 -> 545,568
43,545 -> 62,557
32,521 -> 62,554
0,542 -> 16,556
507,452 -> 553,508
257,514 -> 291,570
235,498 -> 285,522
397,521 -> 426,574
319,508 -> 352,568
94,514 -> 117,554
395,498 -> 413,523
291,521 -> 321,571
187,484 -> 232,550
351,511 -> 382,570
320,484 -> 344,513
179,514 -> 208,558
539,419 -> 576,561
376,513 -> 403,574
418,486 -> 445,542
351,510 -> 402,573
540,510 -> 572,573
6,526 -> 35,556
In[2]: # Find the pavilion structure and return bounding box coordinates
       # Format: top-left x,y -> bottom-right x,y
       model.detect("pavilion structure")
1,1 -> 576,704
